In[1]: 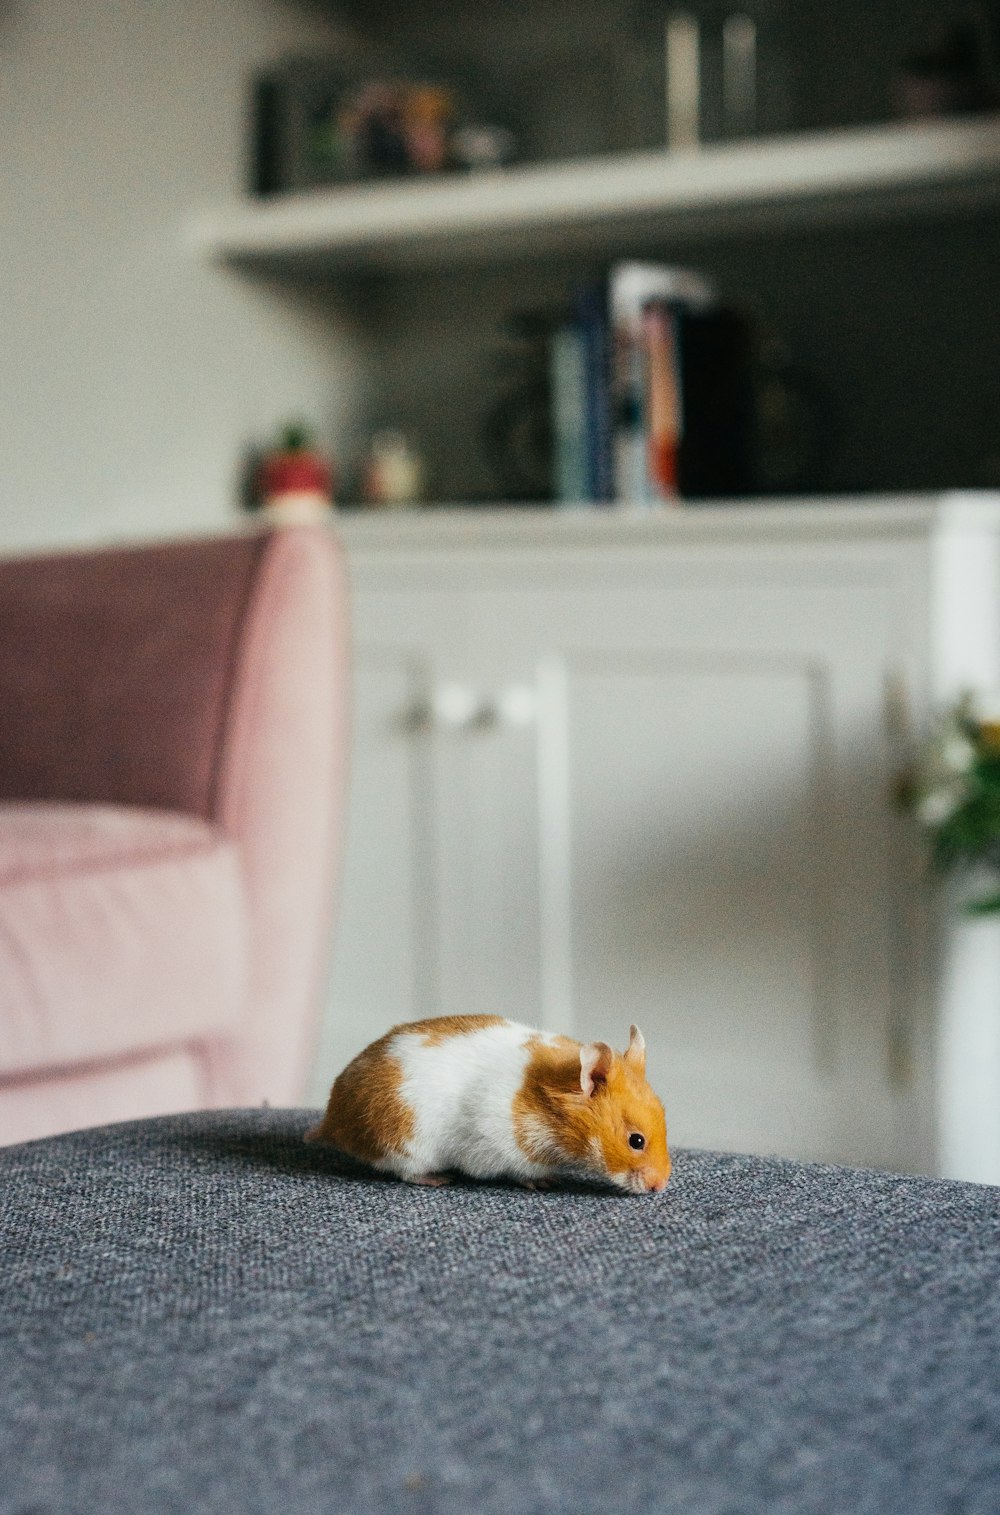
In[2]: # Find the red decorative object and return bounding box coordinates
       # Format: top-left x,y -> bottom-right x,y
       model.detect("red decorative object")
258,425 -> 334,517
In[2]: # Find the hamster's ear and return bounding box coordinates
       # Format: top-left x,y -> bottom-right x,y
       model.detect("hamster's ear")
580,1041 -> 614,1097
624,1023 -> 646,1073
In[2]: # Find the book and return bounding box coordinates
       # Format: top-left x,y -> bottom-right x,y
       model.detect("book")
575,284 -> 614,503
642,301 -> 682,498
608,261 -> 714,506
671,304 -> 756,499
549,323 -> 589,505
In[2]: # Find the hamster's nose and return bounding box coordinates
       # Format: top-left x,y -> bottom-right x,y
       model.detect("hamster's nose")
645,1171 -> 669,1193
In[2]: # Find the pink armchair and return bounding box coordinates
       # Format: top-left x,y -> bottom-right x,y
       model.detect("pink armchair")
0,524 -> 349,1146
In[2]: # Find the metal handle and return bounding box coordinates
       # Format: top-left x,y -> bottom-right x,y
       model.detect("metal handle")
405,682 -> 537,733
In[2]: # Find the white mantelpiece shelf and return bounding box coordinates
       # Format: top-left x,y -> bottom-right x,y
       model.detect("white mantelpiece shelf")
334,493 -> 1000,554
189,117 -> 1000,271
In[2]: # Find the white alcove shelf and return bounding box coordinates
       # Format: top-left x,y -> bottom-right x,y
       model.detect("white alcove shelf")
189,116 -> 1000,272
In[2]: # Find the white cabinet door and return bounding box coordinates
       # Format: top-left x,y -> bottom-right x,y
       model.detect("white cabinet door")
483,553 -> 926,1172
308,586 -> 468,1099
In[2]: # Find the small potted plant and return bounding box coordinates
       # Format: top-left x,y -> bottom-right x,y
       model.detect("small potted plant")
257,423 -> 335,521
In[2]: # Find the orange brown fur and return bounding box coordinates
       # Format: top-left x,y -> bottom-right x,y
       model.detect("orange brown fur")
306,1031 -> 415,1163
512,1036 -> 589,1162
513,1034 -> 671,1187
402,1014 -> 506,1045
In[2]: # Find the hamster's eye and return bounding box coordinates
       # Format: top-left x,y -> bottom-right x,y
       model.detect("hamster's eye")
628,1132 -> 646,1151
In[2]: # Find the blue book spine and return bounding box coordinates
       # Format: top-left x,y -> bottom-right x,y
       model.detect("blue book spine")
575,285 -> 614,503
549,323 -> 589,505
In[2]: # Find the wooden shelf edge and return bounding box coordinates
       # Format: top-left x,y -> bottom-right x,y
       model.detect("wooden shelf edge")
188,117 -> 1000,269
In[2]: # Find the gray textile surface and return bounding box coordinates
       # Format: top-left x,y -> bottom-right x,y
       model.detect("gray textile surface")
1,1110 -> 999,1515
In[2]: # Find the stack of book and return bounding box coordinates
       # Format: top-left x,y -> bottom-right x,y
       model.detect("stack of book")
549,261 -> 757,506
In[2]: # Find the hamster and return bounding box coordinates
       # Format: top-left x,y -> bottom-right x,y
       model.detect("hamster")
305,1014 -> 670,1193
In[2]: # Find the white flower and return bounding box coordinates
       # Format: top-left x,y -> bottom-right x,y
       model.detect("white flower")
938,734 -> 976,775
917,783 -> 968,827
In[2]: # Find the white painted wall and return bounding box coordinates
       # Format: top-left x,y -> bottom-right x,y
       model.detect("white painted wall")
1,0 -> 367,551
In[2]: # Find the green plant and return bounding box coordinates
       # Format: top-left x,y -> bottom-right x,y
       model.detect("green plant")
902,693 -> 1000,914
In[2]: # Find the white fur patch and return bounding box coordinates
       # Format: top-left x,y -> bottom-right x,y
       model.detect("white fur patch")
383,1020 -> 556,1183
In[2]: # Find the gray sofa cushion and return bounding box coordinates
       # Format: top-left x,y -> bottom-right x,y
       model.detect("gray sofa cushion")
1,1108 -> 998,1514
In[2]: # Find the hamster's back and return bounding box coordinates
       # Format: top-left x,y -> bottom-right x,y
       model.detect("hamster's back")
307,1015 -> 544,1179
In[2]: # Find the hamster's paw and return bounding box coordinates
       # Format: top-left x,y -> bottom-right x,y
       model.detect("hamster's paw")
406,1172 -> 455,1187
519,1177 -> 558,1191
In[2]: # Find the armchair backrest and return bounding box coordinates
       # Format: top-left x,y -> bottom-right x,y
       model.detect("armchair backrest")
0,533 -> 270,815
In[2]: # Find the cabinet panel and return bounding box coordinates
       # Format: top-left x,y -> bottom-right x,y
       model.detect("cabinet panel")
556,653 -> 824,1078
491,566 -> 917,1167
308,647 -> 435,1100
311,583 -> 546,1090
435,711 -> 543,1020
309,583 -> 477,1096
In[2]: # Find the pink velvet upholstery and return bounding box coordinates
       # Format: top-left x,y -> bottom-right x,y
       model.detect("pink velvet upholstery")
0,802 -> 246,1076
0,525 -> 349,1146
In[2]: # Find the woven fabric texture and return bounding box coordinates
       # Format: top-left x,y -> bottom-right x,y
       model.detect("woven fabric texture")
2,1108 -> 999,1515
